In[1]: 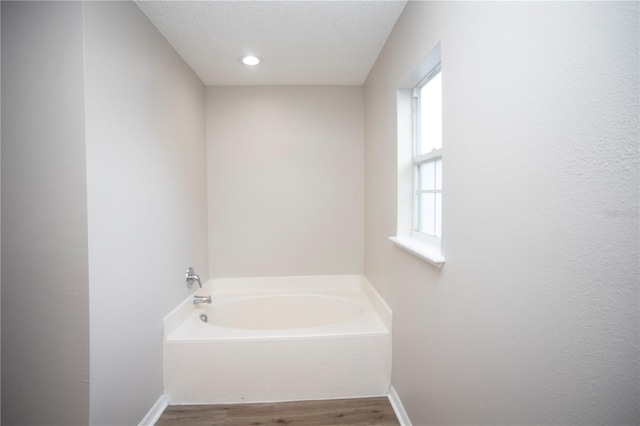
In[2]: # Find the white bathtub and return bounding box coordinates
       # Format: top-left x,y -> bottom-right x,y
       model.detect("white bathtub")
163,275 -> 392,404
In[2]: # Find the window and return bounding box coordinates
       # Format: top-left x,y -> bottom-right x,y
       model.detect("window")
413,66 -> 442,241
390,43 -> 444,267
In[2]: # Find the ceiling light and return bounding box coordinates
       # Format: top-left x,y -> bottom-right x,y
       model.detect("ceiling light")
240,55 -> 261,66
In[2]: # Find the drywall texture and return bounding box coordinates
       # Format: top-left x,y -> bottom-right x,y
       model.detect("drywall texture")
1,2 -> 90,424
364,2 -> 639,425
83,2 -> 208,425
136,1 -> 406,86
207,86 -> 364,278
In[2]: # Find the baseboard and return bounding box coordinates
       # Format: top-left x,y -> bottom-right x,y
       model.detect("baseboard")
139,394 -> 169,426
388,386 -> 412,426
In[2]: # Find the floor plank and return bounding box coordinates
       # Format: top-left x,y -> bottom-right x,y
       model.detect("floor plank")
156,397 -> 400,426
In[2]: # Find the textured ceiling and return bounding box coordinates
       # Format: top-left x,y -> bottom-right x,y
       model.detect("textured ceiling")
135,1 -> 407,86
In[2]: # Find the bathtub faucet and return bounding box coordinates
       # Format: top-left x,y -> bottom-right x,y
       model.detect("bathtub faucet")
193,295 -> 211,304
186,267 -> 201,289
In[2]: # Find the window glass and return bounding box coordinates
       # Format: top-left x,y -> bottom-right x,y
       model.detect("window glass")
419,193 -> 436,236
418,161 -> 435,191
419,72 -> 442,155
435,193 -> 442,237
416,158 -> 442,237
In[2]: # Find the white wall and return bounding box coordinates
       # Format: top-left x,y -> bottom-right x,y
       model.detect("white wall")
207,86 -> 363,278
1,2 -> 90,424
364,2 -> 639,425
83,2 -> 208,424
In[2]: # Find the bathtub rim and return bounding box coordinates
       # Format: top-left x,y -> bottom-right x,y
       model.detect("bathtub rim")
163,274 -> 392,340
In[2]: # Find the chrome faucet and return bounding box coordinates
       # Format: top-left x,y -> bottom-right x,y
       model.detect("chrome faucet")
193,295 -> 211,304
186,267 -> 201,289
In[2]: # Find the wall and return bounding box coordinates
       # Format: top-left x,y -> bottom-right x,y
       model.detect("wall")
83,2 -> 208,424
207,86 -> 363,278
1,2 -> 90,424
364,2 -> 639,425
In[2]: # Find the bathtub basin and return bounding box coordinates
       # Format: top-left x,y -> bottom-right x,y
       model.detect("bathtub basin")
204,294 -> 363,329
163,275 -> 392,404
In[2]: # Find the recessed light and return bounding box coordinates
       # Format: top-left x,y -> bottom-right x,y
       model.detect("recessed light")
239,55 -> 261,66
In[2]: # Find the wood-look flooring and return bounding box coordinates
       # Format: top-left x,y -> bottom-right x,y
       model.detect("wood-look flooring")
156,397 -> 400,426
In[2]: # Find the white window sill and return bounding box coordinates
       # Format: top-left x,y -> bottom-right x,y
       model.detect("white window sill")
389,236 -> 445,268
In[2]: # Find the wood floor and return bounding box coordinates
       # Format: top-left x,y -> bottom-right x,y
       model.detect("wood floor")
156,397 -> 400,426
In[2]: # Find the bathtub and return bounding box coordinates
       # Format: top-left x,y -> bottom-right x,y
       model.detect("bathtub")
163,275 -> 392,404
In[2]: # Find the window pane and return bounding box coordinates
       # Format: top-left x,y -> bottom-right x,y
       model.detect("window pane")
418,161 -> 435,190
435,193 -> 442,237
418,193 -> 436,236
435,158 -> 442,190
419,71 -> 442,155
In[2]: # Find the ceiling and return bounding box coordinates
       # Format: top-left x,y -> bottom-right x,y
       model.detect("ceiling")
135,1 -> 407,86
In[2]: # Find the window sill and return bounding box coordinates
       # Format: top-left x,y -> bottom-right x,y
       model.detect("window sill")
389,236 -> 445,268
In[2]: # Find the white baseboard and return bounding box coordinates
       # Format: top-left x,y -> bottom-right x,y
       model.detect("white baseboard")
139,394 -> 169,426
388,386 -> 412,426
